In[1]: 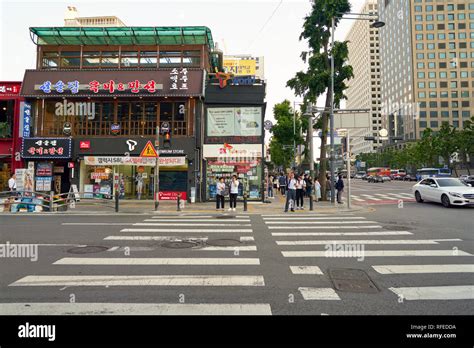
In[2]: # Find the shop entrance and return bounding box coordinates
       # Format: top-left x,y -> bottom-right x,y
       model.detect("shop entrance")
115,165 -> 153,200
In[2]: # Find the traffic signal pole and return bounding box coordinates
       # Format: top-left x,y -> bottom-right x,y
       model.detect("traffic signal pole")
154,126 -> 160,211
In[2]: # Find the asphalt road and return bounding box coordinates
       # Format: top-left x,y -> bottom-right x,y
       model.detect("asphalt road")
0,180 -> 472,315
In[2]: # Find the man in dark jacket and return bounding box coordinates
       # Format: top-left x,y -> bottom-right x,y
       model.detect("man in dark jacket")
335,173 -> 344,204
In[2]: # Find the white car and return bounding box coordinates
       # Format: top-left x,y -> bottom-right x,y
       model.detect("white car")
412,177 -> 474,208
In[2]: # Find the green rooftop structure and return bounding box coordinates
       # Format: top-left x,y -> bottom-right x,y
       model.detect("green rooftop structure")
29,26 -> 215,49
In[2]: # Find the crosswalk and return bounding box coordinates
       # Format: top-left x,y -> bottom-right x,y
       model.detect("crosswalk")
262,214 -> 474,303
350,192 -> 415,204
6,214 -> 271,315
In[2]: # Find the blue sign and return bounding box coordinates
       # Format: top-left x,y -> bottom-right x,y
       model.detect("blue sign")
39,80 -> 80,94
23,102 -> 31,138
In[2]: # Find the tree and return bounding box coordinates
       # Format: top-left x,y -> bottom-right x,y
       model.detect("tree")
268,100 -> 304,169
454,117 -> 474,174
287,0 -> 353,200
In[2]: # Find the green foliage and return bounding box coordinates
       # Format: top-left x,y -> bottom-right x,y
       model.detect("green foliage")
268,100 -> 305,168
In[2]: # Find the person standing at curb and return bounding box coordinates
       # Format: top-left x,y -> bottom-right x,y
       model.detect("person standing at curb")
336,173 -> 345,204
216,177 -> 226,211
8,174 -> 16,196
305,174 -> 313,198
295,174 -> 306,210
284,172 -> 297,212
229,175 -> 239,211
267,174 -> 274,198
279,173 -> 287,195
314,178 -> 321,202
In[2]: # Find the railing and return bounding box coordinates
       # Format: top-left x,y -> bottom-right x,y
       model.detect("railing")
42,120 -> 188,137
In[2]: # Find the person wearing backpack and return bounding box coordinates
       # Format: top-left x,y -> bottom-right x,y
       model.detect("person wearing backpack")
215,177 -> 226,211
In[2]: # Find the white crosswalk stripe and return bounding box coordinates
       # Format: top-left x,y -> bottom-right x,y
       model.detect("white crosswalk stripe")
10,213 -> 271,314
268,214 -> 473,302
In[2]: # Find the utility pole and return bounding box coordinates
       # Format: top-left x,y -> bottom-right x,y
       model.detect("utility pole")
329,16 -> 336,204
154,125 -> 160,211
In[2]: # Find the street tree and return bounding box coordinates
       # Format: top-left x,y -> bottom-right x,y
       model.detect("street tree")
287,0 -> 353,200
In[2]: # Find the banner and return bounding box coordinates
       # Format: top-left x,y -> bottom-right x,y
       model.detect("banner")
84,156 -> 185,167
223,59 -> 257,76
207,107 -> 262,137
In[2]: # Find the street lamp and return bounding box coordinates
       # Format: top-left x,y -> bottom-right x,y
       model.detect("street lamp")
329,12 -> 385,204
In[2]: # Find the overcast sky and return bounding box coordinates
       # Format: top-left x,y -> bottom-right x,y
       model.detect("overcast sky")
1,0 -> 366,115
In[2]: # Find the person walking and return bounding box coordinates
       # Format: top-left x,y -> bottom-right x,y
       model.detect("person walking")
314,178 -> 321,202
229,175 -> 239,211
278,173 -> 287,195
8,174 -> 16,196
295,175 -> 306,209
284,172 -> 297,212
336,173 -> 345,204
267,175 -> 274,198
216,177 -> 226,211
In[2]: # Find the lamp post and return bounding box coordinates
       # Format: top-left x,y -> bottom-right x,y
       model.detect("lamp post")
329,13 -> 385,204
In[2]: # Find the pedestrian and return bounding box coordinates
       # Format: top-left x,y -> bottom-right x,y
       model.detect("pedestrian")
336,173 -> 345,204
229,175 -> 239,211
267,175 -> 274,198
216,177 -> 226,211
279,173 -> 286,195
305,175 -> 313,198
314,178 -> 321,202
284,172 -> 297,212
274,176 -> 279,194
8,174 -> 16,196
295,175 -> 306,209
326,174 -> 331,200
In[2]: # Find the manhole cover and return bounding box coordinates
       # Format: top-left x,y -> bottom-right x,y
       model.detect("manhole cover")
215,215 -> 235,219
206,239 -> 242,246
67,246 -> 108,254
328,268 -> 379,294
161,241 -> 198,249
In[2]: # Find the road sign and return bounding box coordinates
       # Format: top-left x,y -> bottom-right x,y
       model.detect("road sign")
264,120 -> 273,130
140,141 -> 158,157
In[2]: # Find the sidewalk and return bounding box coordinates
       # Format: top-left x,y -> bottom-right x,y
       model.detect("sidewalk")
1,193 -> 371,215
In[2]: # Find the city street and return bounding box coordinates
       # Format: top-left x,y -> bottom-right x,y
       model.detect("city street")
1,182 -> 472,315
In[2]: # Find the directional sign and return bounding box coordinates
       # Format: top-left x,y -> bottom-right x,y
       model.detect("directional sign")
140,141 -> 158,157
264,120 -> 273,130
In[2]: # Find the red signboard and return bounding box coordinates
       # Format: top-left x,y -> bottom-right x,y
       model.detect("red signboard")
79,141 -> 91,149
0,83 -> 21,96
158,191 -> 187,201
68,162 -> 75,169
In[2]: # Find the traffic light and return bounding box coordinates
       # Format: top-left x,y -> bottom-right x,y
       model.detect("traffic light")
163,130 -> 171,148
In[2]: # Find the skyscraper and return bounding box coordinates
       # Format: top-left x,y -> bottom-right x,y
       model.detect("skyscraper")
378,0 -> 474,149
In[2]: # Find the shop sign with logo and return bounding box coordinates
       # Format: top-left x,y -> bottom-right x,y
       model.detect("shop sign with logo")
84,156 -> 185,167
169,68 -> 189,91
79,141 -> 90,149
21,138 -> 72,159
22,102 -> 31,138
0,83 -> 21,95
111,123 -> 121,134
158,191 -> 187,201
215,73 -> 256,89
38,80 -> 162,94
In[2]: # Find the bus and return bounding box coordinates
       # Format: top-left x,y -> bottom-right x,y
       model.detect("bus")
416,168 -> 451,181
367,167 -> 391,177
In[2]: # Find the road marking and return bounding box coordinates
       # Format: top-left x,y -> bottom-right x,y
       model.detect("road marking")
350,196 -> 366,202
120,229 -> 253,233
373,264 -> 474,274
265,221 -> 377,225
272,231 -> 413,236
298,287 -> 340,300
282,250 -> 472,257
360,195 -> 382,201
240,236 -> 255,242
197,246 -> 257,251
53,257 -> 260,265
133,223 -> 252,227
276,239 -> 461,245
0,303 -> 272,315
105,236 -> 209,241
389,286 -> 474,300
290,266 -> 323,275
62,223 -> 135,226
10,275 -> 266,287
151,215 -> 250,219
263,217 -> 366,221
143,219 -> 251,222
269,225 -> 382,229
262,214 -> 353,217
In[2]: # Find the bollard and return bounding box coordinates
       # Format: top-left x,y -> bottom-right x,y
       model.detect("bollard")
49,191 -> 54,212
309,193 -> 314,211
177,194 -> 181,212
115,192 -> 119,213
243,192 -> 248,212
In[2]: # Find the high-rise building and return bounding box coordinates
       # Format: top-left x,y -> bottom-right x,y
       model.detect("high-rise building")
345,0 -> 382,155
64,6 -> 126,27
378,0 -> 474,149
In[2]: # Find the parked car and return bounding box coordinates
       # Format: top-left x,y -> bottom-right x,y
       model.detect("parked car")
461,175 -> 474,186
403,174 -> 418,182
361,174 -> 368,180
381,176 -> 392,182
368,175 -> 384,183
412,177 -> 474,208
355,171 -> 366,179
390,169 -> 406,180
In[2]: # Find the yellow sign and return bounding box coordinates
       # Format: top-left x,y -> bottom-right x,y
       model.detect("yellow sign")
223,59 -> 256,76
140,141 -> 158,158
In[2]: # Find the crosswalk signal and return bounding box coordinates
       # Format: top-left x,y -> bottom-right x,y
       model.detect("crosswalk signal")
163,130 -> 171,148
